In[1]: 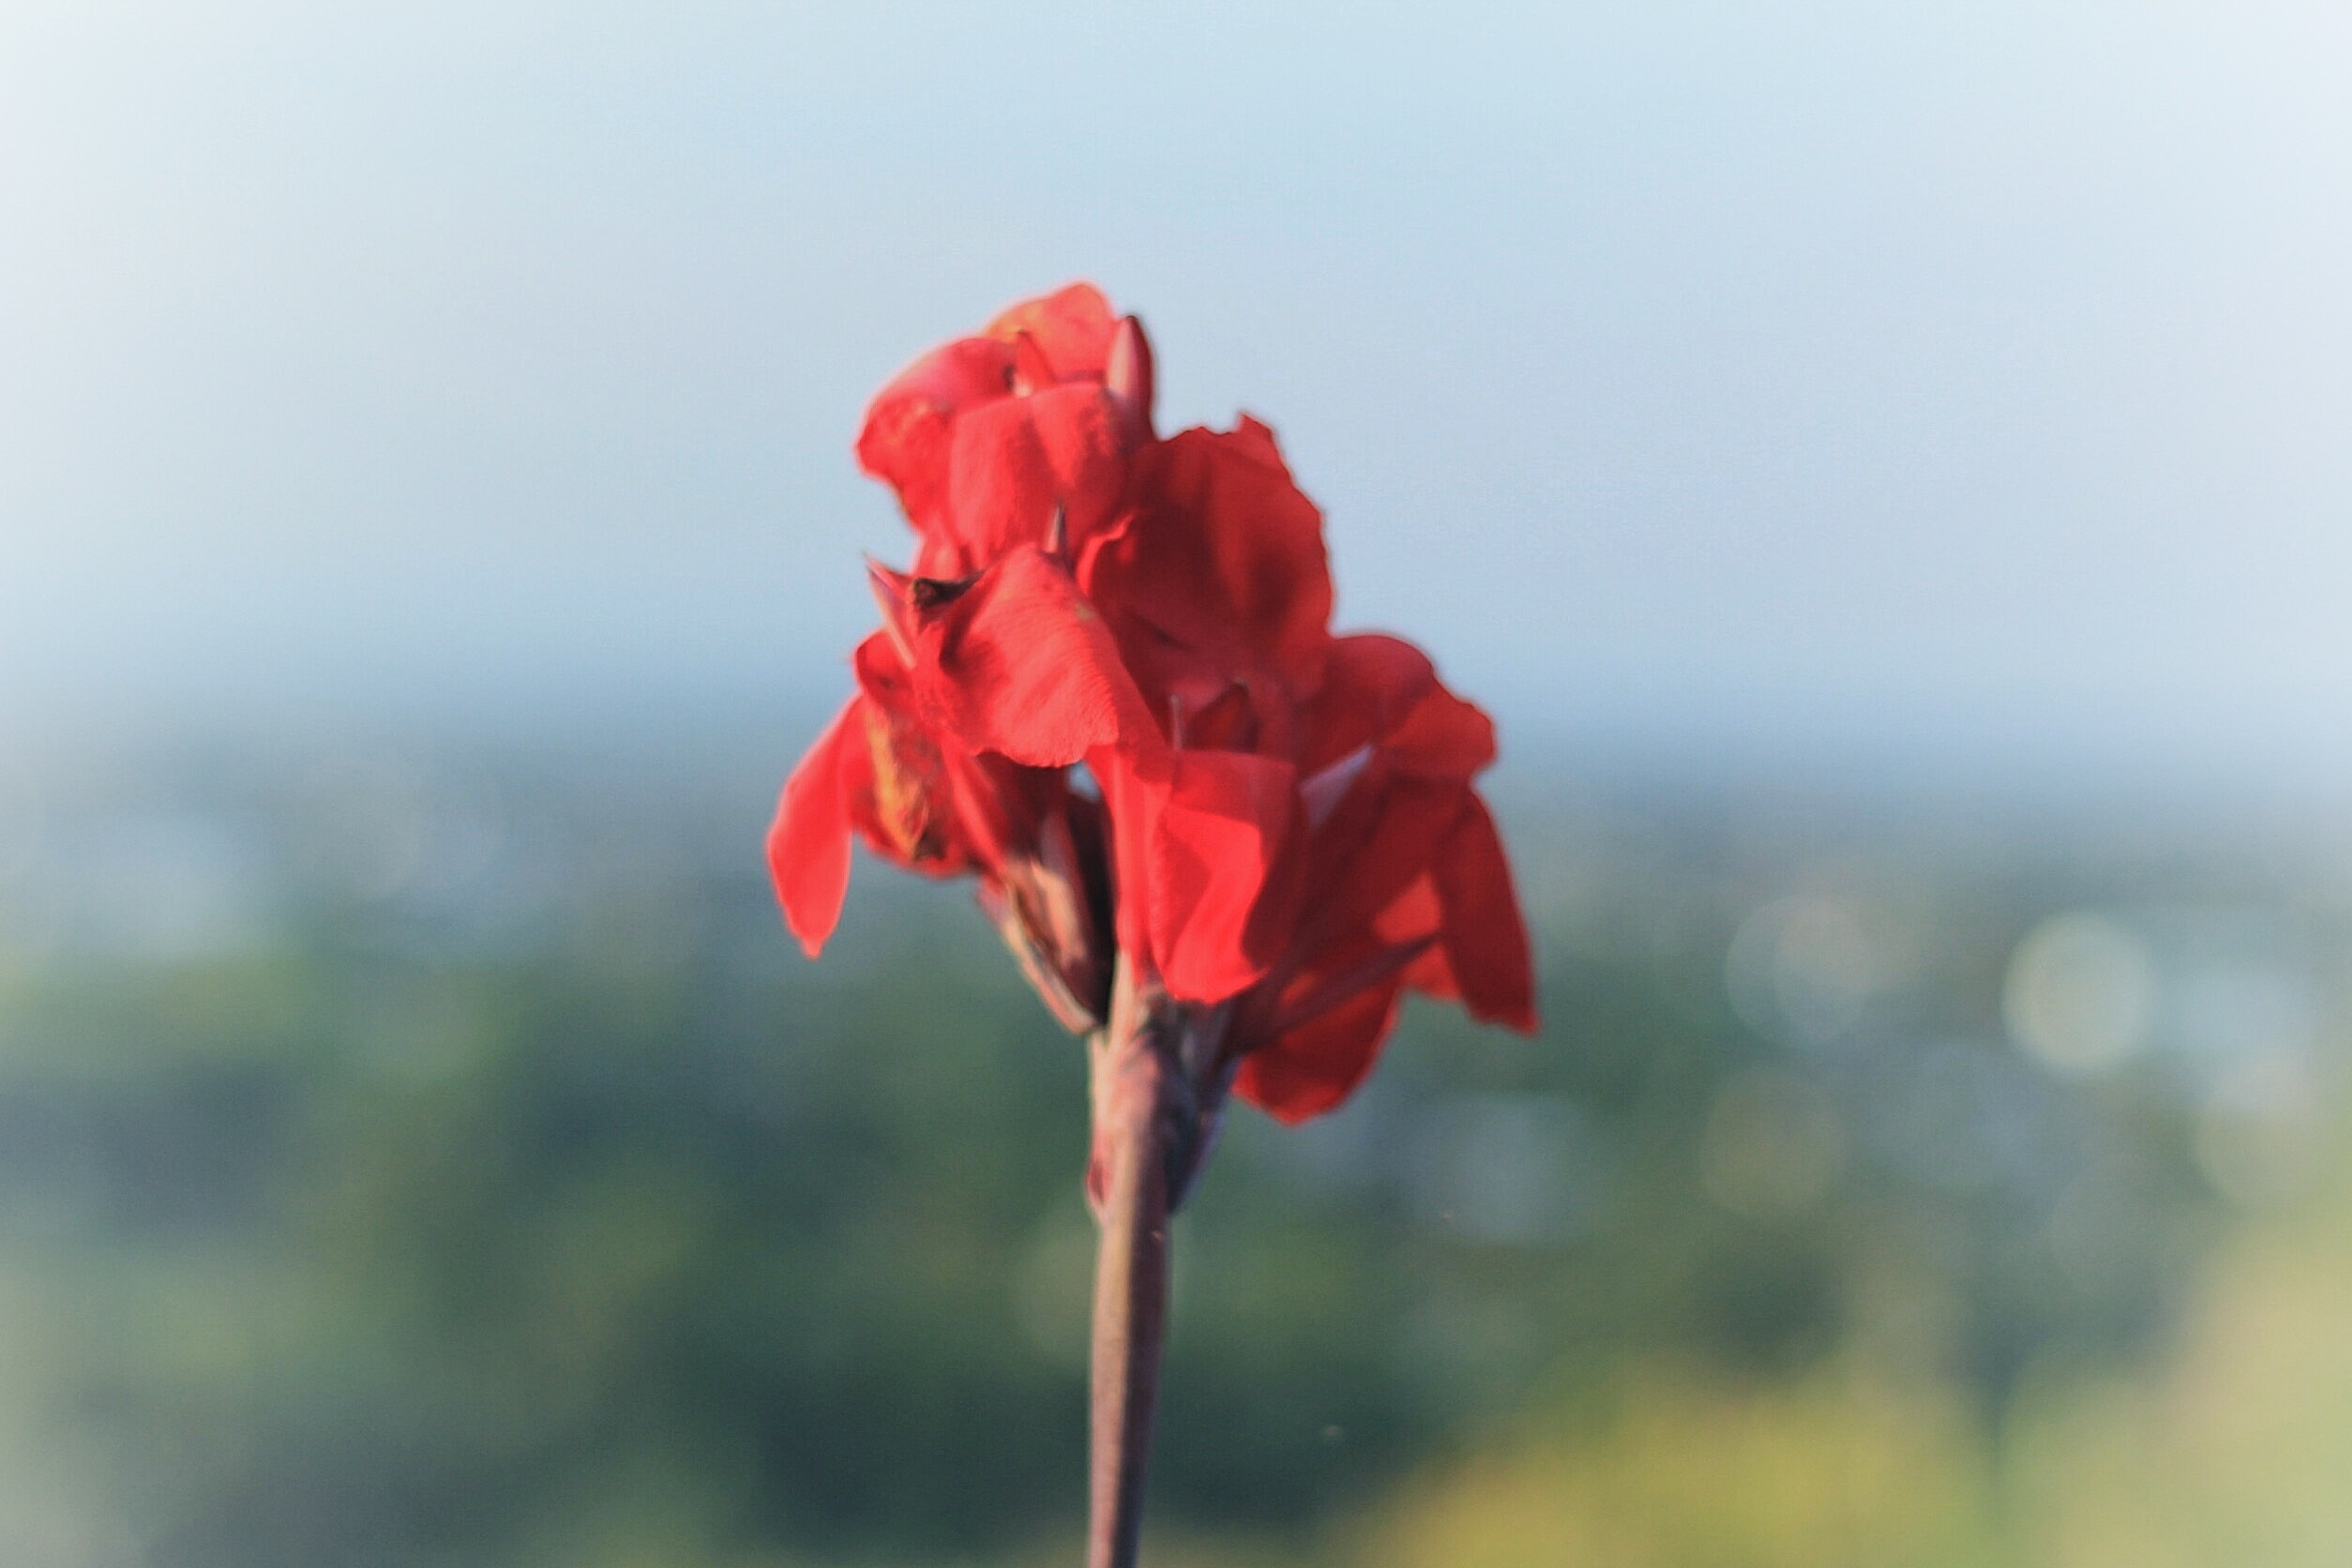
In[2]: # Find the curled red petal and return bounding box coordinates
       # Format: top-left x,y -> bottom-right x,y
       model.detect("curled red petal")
855,338 -> 1016,535
1233,978 -> 1406,1125
767,697 -> 865,957
1299,634 -> 1496,792
1410,795 -> 1539,1033
1300,634 -> 1437,772
1387,686 -> 1497,779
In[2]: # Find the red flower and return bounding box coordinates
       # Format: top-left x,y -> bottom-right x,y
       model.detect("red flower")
773,284 -> 1542,1565
770,284 -> 1535,1123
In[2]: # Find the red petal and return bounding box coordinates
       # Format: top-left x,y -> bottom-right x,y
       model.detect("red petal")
901,547 -> 1156,767
1300,634 -> 1437,773
940,747 -> 1066,878
767,697 -> 864,957
1387,686 -> 1497,779
1258,934 -> 1434,1041
943,384 -> 1130,565
1092,418 -> 1334,701
854,338 -> 1015,533
1234,979 -> 1406,1124
1139,749 -> 1304,1004
1295,773 -> 1466,964
985,282 -> 1119,381
1425,795 -> 1540,1032
1301,634 -> 1494,781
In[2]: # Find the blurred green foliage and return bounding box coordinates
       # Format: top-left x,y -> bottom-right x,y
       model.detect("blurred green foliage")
0,742 -> 2339,1565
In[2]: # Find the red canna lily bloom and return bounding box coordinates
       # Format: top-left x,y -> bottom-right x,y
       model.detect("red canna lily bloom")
769,284 -> 1537,1568
775,281 -> 1533,1111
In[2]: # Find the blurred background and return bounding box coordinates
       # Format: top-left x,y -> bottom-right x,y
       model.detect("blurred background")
4,4 -> 2352,1564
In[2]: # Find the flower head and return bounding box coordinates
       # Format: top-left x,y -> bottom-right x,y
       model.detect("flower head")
772,284 -> 1535,1122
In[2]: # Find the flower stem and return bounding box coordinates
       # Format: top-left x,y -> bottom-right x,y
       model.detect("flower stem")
1086,989 -> 1176,1568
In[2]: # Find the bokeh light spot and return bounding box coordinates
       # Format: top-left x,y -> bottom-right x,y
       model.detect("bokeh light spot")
2003,912 -> 2158,1077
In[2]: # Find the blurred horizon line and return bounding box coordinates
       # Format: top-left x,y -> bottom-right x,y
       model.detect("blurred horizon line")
9,669 -> 2351,833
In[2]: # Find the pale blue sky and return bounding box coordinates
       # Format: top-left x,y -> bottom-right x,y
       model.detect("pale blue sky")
4,3 -> 2349,789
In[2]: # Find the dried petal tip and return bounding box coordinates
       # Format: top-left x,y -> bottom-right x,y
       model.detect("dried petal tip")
862,553 -> 909,599
908,573 -> 977,611
864,556 -> 915,662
